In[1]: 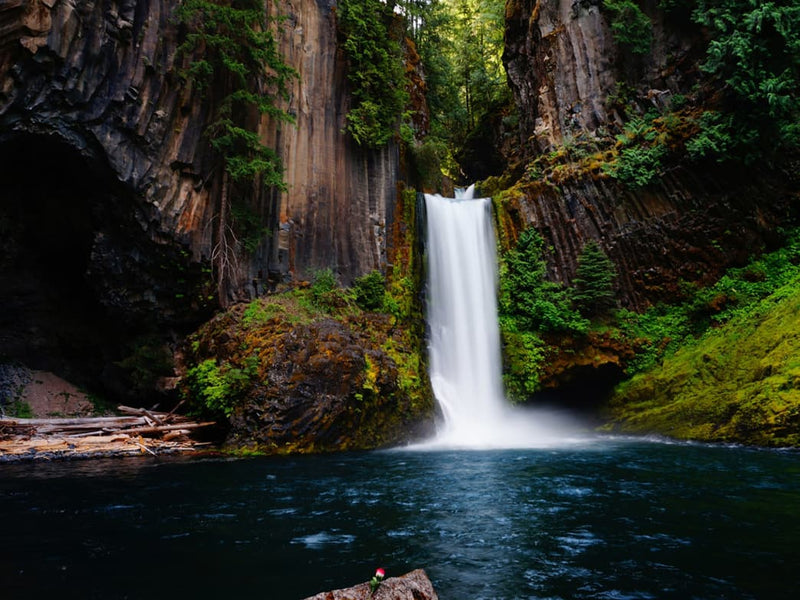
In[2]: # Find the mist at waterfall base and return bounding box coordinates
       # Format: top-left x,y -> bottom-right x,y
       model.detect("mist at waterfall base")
422,185 -> 588,448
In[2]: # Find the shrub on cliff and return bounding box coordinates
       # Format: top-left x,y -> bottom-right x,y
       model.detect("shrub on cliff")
603,0 -> 652,54
337,0 -> 408,147
353,270 -> 387,311
692,0 -> 800,160
499,229 -> 588,334
572,241 -> 618,317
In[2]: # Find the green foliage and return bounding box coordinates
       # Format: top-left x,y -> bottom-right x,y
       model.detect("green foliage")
603,0 -> 653,54
616,228 -> 800,373
337,0 -> 409,147
499,229 -> 589,334
175,0 -> 296,184
230,201 -> 270,253
500,328 -> 546,401
691,0 -> 800,160
401,0 -> 509,175
308,268 -> 353,313
242,299 -> 286,328
685,110 -> 737,161
602,114 -> 673,187
610,143 -> 668,186
185,357 -> 257,417
572,241 -> 618,317
5,400 -> 33,418
353,270 -> 387,311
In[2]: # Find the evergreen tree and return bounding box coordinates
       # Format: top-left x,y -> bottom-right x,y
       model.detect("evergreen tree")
572,241 -> 618,317
175,0 -> 296,305
499,229 -> 587,333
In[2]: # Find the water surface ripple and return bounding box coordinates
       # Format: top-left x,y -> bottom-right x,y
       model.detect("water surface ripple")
1,439 -> 799,599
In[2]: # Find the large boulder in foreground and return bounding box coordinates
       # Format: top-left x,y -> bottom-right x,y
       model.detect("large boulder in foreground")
181,294 -> 435,454
303,569 -> 438,600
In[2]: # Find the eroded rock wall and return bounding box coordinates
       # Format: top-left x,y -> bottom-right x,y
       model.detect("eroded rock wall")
0,0 -> 399,313
266,0 -> 398,285
502,0 -> 797,308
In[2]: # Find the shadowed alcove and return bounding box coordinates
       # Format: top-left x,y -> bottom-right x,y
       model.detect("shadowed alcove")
0,134 -> 139,399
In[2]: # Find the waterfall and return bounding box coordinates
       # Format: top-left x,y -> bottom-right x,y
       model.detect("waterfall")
423,186 -> 584,448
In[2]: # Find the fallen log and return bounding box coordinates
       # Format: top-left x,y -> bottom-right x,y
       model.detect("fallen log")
130,422 -> 217,436
117,406 -> 170,425
1,416 -> 147,428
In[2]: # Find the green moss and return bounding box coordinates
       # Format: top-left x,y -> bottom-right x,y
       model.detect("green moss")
5,399 -> 33,419
603,276 -> 800,446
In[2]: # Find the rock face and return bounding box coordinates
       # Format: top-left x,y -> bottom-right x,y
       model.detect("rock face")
0,0 -> 401,395
0,0 -> 398,300
303,569 -> 438,600
268,0 -> 398,285
502,0 -> 798,309
183,296 -> 434,454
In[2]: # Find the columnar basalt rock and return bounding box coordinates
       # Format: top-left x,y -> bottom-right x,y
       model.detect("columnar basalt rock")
502,0 -> 797,309
0,0 -> 403,401
0,0 -> 399,312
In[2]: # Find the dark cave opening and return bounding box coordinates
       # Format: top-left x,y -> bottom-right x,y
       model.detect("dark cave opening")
0,135 -> 143,403
530,363 -> 624,425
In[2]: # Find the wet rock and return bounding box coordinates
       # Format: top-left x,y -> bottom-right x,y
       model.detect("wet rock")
303,569 -> 438,600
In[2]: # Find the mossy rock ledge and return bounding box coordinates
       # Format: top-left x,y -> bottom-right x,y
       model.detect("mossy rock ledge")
182,297 -> 435,454
601,281 -> 800,447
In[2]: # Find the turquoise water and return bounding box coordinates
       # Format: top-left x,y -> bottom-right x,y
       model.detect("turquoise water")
1,439 -> 799,599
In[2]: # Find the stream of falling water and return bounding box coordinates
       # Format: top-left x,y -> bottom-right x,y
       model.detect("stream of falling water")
422,185 -> 588,448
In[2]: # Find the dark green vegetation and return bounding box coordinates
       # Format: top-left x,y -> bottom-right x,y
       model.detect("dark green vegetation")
337,0 -> 409,147
498,230 -> 625,401
602,0 -> 652,54
572,242 -> 618,318
175,0 -> 296,301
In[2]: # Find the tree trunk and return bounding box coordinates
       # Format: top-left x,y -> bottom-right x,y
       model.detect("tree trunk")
217,169 -> 231,308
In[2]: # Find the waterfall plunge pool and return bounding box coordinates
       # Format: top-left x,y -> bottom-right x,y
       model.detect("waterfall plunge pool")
2,439 -> 799,599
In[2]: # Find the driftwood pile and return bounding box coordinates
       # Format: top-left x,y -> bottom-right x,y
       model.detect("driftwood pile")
0,406 -> 216,460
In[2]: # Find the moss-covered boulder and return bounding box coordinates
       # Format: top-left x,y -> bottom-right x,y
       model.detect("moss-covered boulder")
181,293 -> 435,454
602,279 -> 800,446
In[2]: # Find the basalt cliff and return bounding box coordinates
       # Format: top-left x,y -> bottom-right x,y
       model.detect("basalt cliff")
501,0 -> 798,309
0,0 -> 401,399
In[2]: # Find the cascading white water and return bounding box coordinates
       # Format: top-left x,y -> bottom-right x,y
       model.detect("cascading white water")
423,185 -> 585,448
